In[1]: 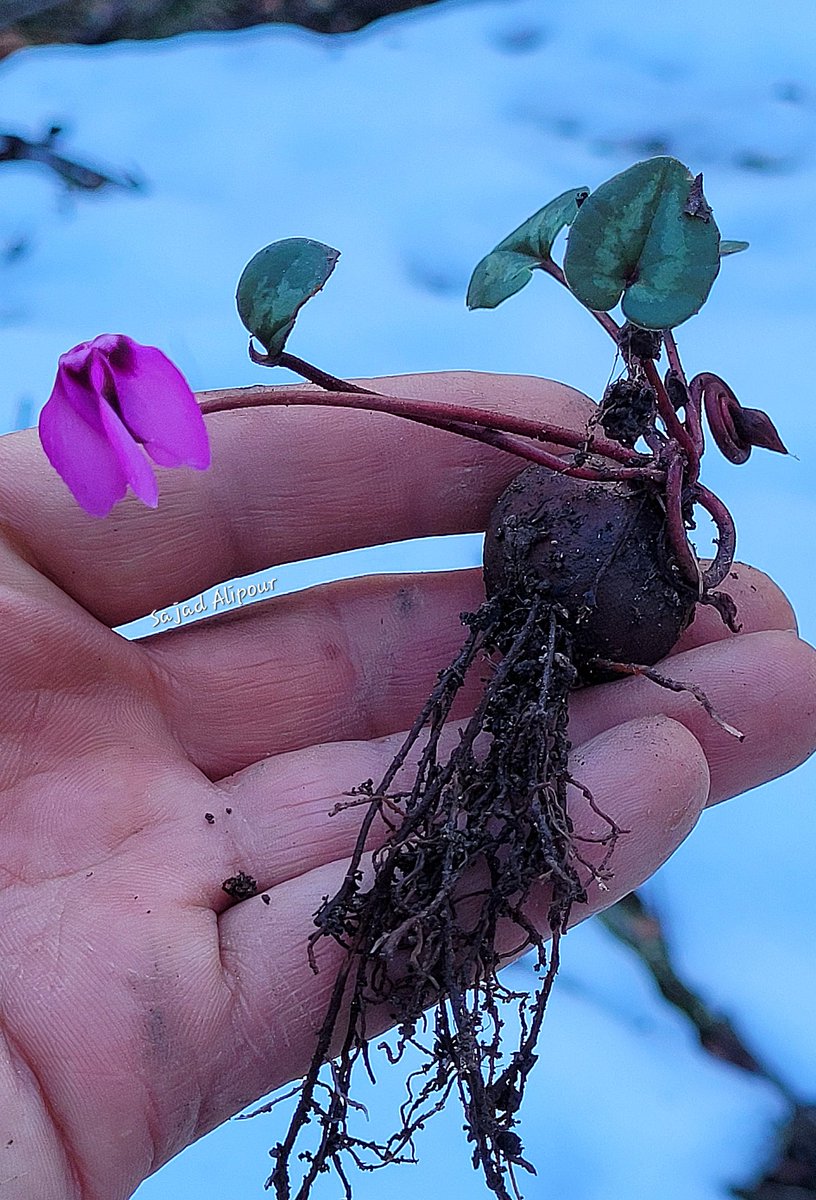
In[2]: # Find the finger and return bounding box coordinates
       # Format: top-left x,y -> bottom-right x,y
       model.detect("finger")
569,629 -> 816,805
0,373 -> 594,627
671,562 -> 797,653
177,626 -> 815,906
207,716 -> 708,1105
143,562 -> 797,780
145,570 -> 486,778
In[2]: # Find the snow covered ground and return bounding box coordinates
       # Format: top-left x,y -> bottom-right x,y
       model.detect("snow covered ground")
1,0 -> 814,1196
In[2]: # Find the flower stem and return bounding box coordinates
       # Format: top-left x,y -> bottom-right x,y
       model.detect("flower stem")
198,384 -> 655,474
661,332 -> 704,467
665,454 -> 703,592
199,385 -> 663,481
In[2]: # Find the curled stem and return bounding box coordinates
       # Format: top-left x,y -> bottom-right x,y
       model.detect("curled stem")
695,484 -> 738,589
693,372 -> 788,463
692,372 -> 750,465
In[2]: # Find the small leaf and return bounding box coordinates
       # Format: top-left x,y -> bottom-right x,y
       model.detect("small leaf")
466,188 -> 588,309
719,239 -> 750,256
563,157 -> 722,329
466,250 -> 540,310
236,238 -> 340,358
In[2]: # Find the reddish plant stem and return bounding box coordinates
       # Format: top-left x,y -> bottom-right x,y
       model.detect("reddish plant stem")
642,358 -> 698,464
665,454 -> 703,592
681,379 -> 705,467
198,385 -> 660,480
690,372 -> 751,465
251,343 -> 374,395
436,423 -> 658,480
695,484 -> 738,589
250,342 -> 644,463
664,332 -> 704,463
663,331 -> 686,388
204,379 -> 642,463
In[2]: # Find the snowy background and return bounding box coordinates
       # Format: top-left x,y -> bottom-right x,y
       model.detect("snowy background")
1,0 -> 815,1196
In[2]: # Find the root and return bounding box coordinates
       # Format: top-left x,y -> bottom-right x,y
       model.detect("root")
592,658 -> 745,740
268,591 -> 618,1200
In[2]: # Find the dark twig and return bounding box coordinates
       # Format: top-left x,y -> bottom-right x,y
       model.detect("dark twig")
0,125 -> 140,191
599,892 -> 794,1097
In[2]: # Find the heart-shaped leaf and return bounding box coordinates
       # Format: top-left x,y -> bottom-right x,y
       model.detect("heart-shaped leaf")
466,188 -> 588,309
563,157 -> 722,329
719,239 -> 749,256
236,238 -> 340,358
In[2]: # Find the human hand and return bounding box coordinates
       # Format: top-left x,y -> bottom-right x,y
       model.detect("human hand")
0,372 -> 813,1200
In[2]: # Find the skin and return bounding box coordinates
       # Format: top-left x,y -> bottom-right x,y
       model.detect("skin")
0,370 -> 813,1200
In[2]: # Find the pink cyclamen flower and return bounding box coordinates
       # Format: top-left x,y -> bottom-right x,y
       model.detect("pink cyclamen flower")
38,333 -> 210,517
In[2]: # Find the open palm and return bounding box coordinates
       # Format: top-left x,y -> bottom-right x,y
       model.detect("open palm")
1,372 -> 813,1200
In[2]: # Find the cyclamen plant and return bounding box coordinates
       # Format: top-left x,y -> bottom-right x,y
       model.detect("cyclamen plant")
39,156 -> 788,1200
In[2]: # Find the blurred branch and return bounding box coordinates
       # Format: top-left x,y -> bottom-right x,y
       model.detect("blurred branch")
0,0 -> 61,23
735,1106 -> 816,1200
601,892 -> 816,1200
0,123 -> 141,191
0,0 -> 448,50
600,891 -> 791,1090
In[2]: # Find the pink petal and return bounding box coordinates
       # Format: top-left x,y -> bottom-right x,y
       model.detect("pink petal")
59,338 -> 99,374
98,398 -> 159,510
108,343 -> 210,471
84,345 -> 159,507
38,372 -> 130,518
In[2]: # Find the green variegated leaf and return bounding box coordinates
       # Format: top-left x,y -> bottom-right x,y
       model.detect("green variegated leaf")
719,239 -> 750,256
236,238 -> 340,358
466,188 -> 588,309
466,250 -> 539,310
563,157 -> 722,329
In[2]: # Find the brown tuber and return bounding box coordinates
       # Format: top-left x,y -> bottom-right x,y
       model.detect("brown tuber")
484,466 -> 698,676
